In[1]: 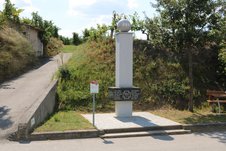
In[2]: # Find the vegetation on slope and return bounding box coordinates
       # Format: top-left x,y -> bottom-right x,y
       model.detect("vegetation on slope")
0,26 -> 36,83
57,39 -> 115,111
57,38 -> 221,112
0,0 -> 64,83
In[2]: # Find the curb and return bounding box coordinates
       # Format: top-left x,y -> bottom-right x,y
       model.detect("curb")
20,129 -> 104,141
9,123 -> 226,141
183,122 -> 226,132
100,129 -> 191,139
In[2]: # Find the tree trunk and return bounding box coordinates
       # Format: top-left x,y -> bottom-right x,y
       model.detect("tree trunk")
110,29 -> 114,39
146,33 -> 149,41
188,49 -> 194,112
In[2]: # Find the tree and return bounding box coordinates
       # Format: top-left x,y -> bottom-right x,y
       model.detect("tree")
154,0 -> 225,111
31,12 -> 43,28
82,24 -> 108,41
72,32 -> 80,45
82,28 -> 90,42
3,0 -> 23,22
109,11 -> 125,39
0,12 -> 5,27
129,12 -> 150,40
21,17 -> 32,24
31,12 -> 61,56
59,36 -> 71,45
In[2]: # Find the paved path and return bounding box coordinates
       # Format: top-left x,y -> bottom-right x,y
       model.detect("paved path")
0,53 -> 72,139
82,112 -> 180,130
1,131 -> 226,150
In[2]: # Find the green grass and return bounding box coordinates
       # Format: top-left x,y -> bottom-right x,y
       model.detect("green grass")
151,108 -> 226,124
35,111 -> 94,132
61,45 -> 78,53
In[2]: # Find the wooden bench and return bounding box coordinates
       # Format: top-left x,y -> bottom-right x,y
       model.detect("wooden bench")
207,90 -> 226,113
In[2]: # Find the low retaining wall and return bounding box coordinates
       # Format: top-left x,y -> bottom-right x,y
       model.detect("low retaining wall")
16,80 -> 58,140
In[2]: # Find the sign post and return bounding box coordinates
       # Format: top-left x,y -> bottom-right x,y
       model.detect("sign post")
90,81 -> 99,126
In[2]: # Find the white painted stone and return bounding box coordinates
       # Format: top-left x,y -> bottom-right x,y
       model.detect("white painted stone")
115,33 -> 133,88
115,29 -> 133,117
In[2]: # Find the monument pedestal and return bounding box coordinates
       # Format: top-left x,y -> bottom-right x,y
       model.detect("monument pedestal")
115,101 -> 133,117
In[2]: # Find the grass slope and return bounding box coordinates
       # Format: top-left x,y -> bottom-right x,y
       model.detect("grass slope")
0,26 -> 36,83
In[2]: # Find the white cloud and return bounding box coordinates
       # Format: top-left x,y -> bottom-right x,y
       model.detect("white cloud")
91,14 -> 112,25
67,0 -> 97,16
127,0 -> 139,9
19,0 -> 39,18
0,0 -> 38,17
69,0 -> 97,8
18,0 -> 39,14
59,29 -> 75,38
0,0 -> 5,10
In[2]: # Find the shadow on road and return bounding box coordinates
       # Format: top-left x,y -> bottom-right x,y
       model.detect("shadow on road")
0,106 -> 13,130
102,139 -> 114,144
194,131 -> 226,144
152,135 -> 174,141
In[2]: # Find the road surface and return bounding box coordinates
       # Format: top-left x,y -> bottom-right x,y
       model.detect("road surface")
0,53 -> 72,139
0,131 -> 226,151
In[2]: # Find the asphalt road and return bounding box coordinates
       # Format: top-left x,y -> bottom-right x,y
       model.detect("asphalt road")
1,131 -> 226,151
0,53 -> 72,139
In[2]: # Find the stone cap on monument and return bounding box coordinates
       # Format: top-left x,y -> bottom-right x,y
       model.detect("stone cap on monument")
117,19 -> 131,32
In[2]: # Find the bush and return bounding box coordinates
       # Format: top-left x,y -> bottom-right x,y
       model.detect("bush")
0,26 -> 36,83
211,103 -> 225,113
133,40 -> 190,109
46,37 -> 64,56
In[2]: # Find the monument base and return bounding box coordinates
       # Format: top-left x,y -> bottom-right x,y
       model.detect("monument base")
115,101 -> 133,117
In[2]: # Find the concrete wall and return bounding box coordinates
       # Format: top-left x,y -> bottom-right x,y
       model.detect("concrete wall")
23,26 -> 43,57
17,80 -> 57,140
9,22 -> 44,57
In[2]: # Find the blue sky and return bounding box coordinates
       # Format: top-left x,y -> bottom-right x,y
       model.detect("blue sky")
0,0 -> 157,38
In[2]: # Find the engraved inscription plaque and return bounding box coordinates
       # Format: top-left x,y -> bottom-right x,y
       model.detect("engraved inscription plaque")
108,87 -> 141,101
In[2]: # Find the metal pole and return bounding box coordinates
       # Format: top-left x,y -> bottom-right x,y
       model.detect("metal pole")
92,93 -> 95,126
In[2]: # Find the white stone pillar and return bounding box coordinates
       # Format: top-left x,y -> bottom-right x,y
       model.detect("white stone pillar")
115,23 -> 133,117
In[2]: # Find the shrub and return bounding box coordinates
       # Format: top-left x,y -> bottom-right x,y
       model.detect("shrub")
46,37 -> 64,56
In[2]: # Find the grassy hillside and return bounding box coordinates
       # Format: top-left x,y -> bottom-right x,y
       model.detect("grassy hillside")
57,38 -> 225,112
56,39 -> 195,112
0,26 -> 37,83
57,39 -> 115,111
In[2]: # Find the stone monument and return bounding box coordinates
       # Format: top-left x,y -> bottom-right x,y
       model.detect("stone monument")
108,19 -> 141,117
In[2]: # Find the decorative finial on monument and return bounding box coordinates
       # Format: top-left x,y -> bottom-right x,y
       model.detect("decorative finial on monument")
117,19 -> 131,32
